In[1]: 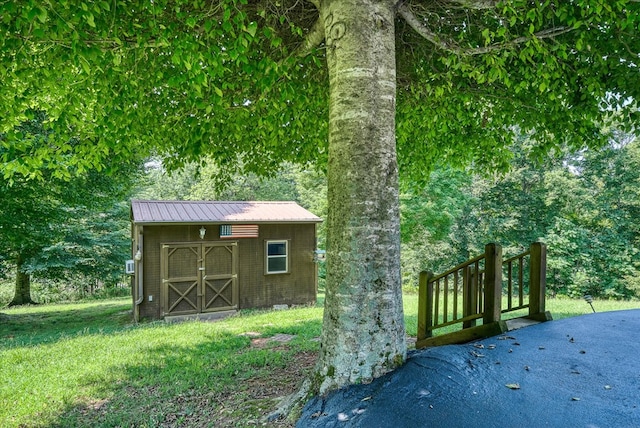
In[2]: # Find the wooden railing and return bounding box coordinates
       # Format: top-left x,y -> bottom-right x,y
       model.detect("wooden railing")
501,242 -> 547,318
416,242 -> 551,349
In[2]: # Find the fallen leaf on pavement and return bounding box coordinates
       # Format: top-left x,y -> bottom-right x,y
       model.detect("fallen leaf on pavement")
498,336 -> 516,340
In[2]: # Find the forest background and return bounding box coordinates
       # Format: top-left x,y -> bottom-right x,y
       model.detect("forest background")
2,125 -> 639,306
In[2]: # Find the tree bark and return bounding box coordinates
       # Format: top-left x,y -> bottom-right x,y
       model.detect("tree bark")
315,0 -> 405,394
9,254 -> 36,306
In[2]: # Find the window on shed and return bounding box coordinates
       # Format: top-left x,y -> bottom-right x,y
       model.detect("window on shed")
266,240 -> 288,274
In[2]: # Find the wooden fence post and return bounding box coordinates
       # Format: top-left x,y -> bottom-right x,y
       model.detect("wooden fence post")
529,242 -> 547,317
462,265 -> 476,329
483,243 -> 503,325
418,271 -> 433,341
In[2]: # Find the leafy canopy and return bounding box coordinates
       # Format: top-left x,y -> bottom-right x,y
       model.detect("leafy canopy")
1,0 -> 639,184
1,0 -> 326,183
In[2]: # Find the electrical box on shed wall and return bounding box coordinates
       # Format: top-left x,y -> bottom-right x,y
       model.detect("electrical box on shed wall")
125,260 -> 135,275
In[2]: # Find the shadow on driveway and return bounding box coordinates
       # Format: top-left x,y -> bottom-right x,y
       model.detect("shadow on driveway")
299,309 -> 640,428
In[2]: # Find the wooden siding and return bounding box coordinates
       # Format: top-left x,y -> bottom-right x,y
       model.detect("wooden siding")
136,222 -> 317,320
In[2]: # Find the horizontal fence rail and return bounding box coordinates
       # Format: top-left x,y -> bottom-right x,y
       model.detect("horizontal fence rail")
417,242 -> 550,349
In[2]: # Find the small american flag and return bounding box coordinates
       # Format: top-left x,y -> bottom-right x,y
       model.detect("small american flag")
220,224 -> 259,238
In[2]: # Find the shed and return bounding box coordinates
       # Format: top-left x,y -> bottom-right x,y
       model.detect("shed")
130,200 -> 322,321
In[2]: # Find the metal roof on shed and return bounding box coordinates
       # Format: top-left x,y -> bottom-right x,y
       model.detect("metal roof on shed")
131,200 -> 322,224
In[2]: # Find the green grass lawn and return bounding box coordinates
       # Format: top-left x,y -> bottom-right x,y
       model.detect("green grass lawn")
0,295 -> 638,427
1,298 -> 323,427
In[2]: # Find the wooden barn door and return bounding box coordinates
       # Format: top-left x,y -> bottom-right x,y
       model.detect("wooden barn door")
162,242 -> 238,316
162,244 -> 201,316
202,242 -> 238,312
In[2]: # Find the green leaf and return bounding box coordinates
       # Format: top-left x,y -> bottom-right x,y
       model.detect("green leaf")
245,21 -> 258,38
85,13 -> 96,28
37,7 -> 48,23
482,28 -> 491,44
79,57 -> 91,75
27,6 -> 46,23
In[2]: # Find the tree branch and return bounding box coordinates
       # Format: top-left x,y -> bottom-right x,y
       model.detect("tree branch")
397,2 -> 573,56
449,0 -> 499,9
294,17 -> 325,57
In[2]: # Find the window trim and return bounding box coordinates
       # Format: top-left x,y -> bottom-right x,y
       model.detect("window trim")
265,240 -> 289,274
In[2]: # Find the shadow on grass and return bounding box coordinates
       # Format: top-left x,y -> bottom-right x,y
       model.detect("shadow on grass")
42,319 -> 322,428
0,300 -> 134,350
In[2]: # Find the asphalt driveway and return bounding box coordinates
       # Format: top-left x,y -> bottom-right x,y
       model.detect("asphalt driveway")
298,309 -> 640,428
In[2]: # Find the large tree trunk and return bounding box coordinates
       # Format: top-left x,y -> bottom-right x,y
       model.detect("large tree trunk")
9,254 -> 36,306
314,0 -> 405,394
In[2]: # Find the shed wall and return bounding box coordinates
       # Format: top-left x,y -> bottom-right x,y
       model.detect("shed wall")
136,223 -> 317,320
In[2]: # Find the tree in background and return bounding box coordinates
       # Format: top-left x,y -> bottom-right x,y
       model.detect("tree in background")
2,1 -> 639,398
0,113 -> 140,306
134,160 -> 202,201
554,134 -> 640,298
401,131 -> 640,300
400,167 -> 474,285
136,158 -> 299,200
26,202 -> 134,298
